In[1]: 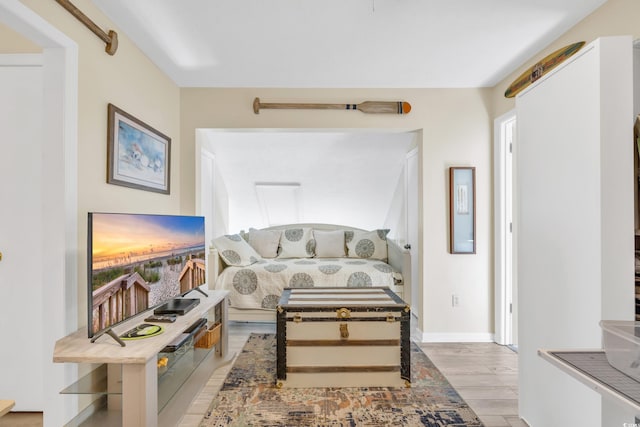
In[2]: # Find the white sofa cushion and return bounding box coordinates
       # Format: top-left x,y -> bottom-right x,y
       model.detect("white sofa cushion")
313,229 -> 346,257
248,228 -> 282,258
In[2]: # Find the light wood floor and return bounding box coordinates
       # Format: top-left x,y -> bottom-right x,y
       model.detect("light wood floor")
2,322 -> 526,427
0,412 -> 41,427
420,342 -> 526,427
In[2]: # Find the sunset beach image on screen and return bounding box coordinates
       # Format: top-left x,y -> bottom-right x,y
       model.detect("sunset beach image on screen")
88,213 -> 206,338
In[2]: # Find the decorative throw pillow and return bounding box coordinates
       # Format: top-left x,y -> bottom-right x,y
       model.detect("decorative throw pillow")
346,229 -> 390,261
248,228 -> 282,258
277,227 -> 315,258
212,234 -> 261,266
314,229 -> 346,258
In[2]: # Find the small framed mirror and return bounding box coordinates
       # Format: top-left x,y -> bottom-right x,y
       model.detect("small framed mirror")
449,167 -> 476,254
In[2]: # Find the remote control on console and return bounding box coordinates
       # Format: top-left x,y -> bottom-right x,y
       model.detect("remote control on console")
144,314 -> 177,323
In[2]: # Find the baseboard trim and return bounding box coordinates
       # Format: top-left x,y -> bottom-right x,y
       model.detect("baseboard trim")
415,331 -> 495,343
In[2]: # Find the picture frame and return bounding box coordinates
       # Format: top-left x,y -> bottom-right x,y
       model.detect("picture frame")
449,166 -> 476,254
107,103 -> 171,194
635,115 -> 640,229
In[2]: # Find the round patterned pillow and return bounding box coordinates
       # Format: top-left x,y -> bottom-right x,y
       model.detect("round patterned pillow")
221,250 -> 241,265
355,239 -> 375,258
284,228 -> 303,242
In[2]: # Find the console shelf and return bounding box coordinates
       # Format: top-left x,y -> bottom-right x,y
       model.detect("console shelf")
53,288 -> 229,427
158,345 -> 213,412
59,364 -> 113,395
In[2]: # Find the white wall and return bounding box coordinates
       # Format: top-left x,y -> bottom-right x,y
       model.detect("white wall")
384,132 -> 420,245
199,130 -> 415,234
383,168 -> 407,241
492,0 -> 640,118
196,130 -> 231,241
1,1 -> 181,424
212,160 -> 230,238
516,37 -> 634,426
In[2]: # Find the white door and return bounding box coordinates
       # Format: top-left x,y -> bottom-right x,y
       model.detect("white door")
0,59 -> 44,410
406,148 -> 419,316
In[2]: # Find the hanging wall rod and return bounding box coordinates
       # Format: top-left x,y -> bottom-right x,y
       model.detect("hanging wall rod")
55,0 -> 118,55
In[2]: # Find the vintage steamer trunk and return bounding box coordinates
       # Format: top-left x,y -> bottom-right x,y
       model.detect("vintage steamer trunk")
276,287 -> 410,388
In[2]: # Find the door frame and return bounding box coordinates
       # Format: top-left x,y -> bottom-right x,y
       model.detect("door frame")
0,2 -> 78,425
494,110 -> 516,346
405,145 -> 420,316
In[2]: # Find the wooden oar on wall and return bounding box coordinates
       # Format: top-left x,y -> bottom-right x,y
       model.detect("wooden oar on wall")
253,97 -> 411,115
55,0 -> 118,55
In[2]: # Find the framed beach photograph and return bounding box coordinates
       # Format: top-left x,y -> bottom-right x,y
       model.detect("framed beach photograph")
449,166 -> 476,254
107,103 -> 171,194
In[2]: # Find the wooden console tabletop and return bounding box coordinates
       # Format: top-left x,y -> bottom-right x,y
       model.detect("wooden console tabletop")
54,290 -> 227,364
0,400 -> 14,418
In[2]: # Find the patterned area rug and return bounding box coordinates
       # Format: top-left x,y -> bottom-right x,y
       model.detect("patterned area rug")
200,333 -> 483,427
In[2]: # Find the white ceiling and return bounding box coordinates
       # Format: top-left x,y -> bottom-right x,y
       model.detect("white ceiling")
90,1 -> 606,233
92,0 -> 606,88
200,130 -> 416,232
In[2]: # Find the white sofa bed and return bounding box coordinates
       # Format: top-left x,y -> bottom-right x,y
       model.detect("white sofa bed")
209,223 -> 411,322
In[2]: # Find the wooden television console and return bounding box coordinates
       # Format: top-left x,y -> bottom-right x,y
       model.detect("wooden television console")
53,288 -> 229,427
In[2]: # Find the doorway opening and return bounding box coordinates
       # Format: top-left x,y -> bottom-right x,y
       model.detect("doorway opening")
195,128 -> 422,319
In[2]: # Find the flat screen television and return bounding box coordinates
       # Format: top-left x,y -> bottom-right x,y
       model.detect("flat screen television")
87,212 -> 206,340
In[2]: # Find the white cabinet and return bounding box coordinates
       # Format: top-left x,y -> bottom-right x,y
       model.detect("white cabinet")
516,36 -> 634,426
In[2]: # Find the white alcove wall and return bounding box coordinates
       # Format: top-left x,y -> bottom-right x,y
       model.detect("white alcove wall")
516,36 -> 635,426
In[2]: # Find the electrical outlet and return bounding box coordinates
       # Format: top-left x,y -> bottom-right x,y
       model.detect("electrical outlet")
452,294 -> 459,307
